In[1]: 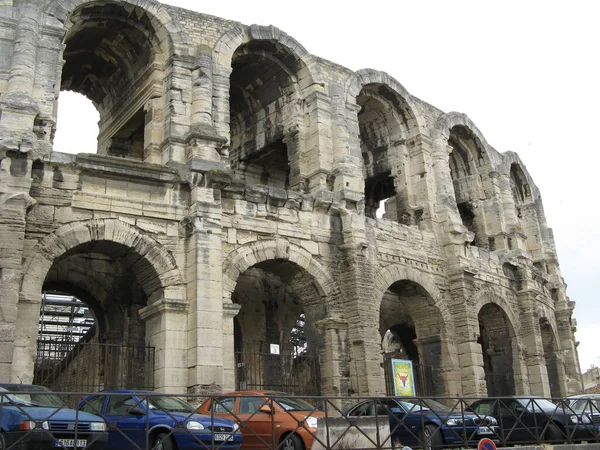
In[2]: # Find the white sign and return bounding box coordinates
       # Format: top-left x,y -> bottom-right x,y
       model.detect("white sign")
269,344 -> 280,355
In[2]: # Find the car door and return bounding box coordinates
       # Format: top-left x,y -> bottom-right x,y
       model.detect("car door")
495,399 -> 536,443
236,396 -> 276,450
379,399 -> 418,447
104,395 -> 148,450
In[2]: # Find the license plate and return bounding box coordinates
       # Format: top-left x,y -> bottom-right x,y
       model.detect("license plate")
54,439 -> 87,448
477,426 -> 493,435
214,433 -> 233,442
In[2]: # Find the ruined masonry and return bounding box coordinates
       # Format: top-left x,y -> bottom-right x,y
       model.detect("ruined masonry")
0,0 -> 582,397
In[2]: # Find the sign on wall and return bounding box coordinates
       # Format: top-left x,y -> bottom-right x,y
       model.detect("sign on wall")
391,359 -> 416,396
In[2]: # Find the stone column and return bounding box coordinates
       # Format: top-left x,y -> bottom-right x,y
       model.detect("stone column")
517,290 -> 551,396
303,90 -> 334,193
315,318 -> 350,398
0,154 -> 36,382
447,275 -> 487,397
405,135 -> 436,230
185,191 -> 226,394
160,57 -> 195,164
139,297 -> 189,394
555,305 -> 583,394
222,302 -> 241,391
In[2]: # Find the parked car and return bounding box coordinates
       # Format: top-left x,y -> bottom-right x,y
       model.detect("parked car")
344,397 -> 499,450
0,383 -> 107,450
566,394 -> 600,428
79,390 -> 243,450
468,396 -> 598,444
197,390 -> 325,450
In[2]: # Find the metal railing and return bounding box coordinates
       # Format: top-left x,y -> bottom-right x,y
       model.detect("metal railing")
1,391 -> 599,450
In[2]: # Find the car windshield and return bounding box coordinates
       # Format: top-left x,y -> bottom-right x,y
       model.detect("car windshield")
570,398 -> 600,412
519,398 -> 558,411
400,399 -> 452,413
0,386 -> 64,408
146,395 -> 195,413
273,396 -> 316,411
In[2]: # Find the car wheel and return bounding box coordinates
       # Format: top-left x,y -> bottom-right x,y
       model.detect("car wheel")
421,424 -> 443,450
543,423 -> 563,443
152,432 -> 174,450
281,433 -> 304,450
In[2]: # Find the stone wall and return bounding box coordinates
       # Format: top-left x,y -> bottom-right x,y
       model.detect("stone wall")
0,0 -> 582,397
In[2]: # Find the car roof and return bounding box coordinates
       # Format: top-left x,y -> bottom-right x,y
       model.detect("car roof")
568,394 -> 600,399
220,390 -> 290,396
0,383 -> 49,391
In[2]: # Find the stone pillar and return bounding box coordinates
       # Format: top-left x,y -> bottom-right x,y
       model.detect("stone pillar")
315,318 -> 349,398
555,306 -> 584,394
303,90 -> 334,193
0,153 -> 36,382
447,275 -> 487,397
517,290 -> 551,396
185,191 -> 226,394
139,297 -> 189,394
222,302 -> 241,391
406,134 -> 436,231
7,3 -> 38,95
161,57 -> 194,164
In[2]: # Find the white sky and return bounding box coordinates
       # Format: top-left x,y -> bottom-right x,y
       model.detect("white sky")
54,1 -> 600,371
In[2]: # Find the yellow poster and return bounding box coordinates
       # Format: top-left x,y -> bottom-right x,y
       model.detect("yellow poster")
392,359 -> 416,396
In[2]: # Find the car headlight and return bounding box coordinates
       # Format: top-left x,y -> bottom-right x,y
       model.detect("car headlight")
305,416 -> 318,429
19,420 -> 49,430
446,418 -> 463,426
186,421 -> 206,430
570,415 -> 591,424
233,423 -> 240,433
90,422 -> 106,432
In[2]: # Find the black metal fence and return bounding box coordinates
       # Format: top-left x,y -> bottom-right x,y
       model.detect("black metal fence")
234,351 -> 321,396
1,391 -> 600,450
35,342 -> 155,393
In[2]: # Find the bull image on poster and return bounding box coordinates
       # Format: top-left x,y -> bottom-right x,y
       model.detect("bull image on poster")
392,359 -> 416,396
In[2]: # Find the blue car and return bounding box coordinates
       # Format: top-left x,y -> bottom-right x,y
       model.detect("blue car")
345,397 -> 500,449
79,390 -> 243,450
0,384 -> 107,450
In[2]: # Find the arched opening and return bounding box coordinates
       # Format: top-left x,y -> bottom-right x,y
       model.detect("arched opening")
53,91 -> 99,154
478,303 -> 516,395
232,260 -> 324,395
55,2 -> 168,160
380,280 -> 445,396
357,84 -> 415,224
540,318 -> 562,398
33,240 -> 159,391
229,40 -> 304,190
448,125 -> 487,247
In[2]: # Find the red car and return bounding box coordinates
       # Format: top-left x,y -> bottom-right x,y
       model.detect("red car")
198,391 -> 325,450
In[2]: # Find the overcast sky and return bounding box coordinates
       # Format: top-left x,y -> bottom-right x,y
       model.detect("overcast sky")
54,1 -> 600,372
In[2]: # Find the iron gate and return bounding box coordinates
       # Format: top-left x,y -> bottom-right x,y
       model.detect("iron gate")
234,351 -> 321,396
35,340 -> 155,392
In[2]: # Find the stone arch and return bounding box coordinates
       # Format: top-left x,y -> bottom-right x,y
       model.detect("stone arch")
502,151 -> 540,198
373,264 -> 451,330
345,69 -> 427,135
213,24 -> 325,89
44,0 -> 186,48
434,112 -> 500,164
474,290 -> 520,332
475,291 -> 521,395
21,218 -> 184,301
222,239 -> 341,316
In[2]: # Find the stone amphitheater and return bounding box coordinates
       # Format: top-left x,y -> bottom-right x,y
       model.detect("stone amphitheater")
0,0 -> 582,397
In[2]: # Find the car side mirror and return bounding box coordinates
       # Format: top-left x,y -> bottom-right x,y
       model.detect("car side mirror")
258,404 -> 273,414
514,406 -> 524,414
129,406 -> 145,416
